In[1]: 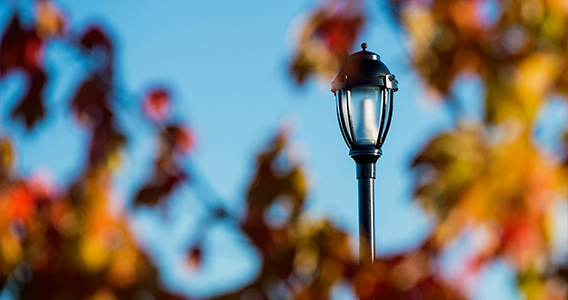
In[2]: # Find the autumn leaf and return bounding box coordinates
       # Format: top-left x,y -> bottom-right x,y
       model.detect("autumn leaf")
134,165 -> 187,207
36,0 -> 66,38
411,124 -> 485,220
289,1 -> 364,85
79,26 -> 114,80
6,183 -> 36,222
79,26 -> 112,53
10,69 -> 47,129
0,137 -> 14,175
143,88 -> 171,122
70,75 -> 113,128
186,245 -> 202,270
316,13 -> 363,56
161,125 -> 194,156
0,17 -> 26,75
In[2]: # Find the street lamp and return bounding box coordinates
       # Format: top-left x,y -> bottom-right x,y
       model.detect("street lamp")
331,43 -> 398,264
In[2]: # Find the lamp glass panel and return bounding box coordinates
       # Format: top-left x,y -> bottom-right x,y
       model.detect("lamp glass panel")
350,86 -> 381,145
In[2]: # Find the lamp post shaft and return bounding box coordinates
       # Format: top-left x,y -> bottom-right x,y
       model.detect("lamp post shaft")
356,162 -> 375,264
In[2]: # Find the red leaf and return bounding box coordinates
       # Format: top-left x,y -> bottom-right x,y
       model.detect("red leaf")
316,15 -> 363,55
0,17 -> 43,75
159,125 -> 194,156
143,88 -> 170,121
0,17 -> 25,75
70,76 -> 110,126
78,26 -> 114,79
134,165 -> 187,206
10,69 -> 47,129
7,183 -> 36,222
22,30 -> 43,72
170,125 -> 194,154
79,26 -> 112,52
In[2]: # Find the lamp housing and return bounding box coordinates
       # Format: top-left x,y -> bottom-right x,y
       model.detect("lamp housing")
331,43 -> 398,164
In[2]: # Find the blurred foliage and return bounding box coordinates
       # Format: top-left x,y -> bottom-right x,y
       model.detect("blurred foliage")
288,0 -> 568,299
391,0 -> 568,298
0,0 -> 186,298
289,0 -> 365,85
1,0 -> 567,299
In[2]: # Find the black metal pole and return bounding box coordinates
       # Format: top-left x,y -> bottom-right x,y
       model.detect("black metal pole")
356,162 -> 375,264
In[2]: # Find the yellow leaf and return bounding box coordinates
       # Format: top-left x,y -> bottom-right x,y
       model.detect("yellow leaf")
80,235 -> 110,272
1,234 -> 22,266
0,138 -> 14,172
514,53 -> 561,121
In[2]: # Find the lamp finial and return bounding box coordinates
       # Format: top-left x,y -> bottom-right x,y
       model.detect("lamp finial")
361,43 -> 367,51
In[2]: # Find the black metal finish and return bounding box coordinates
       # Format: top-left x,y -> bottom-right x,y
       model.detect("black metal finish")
346,92 -> 356,147
351,147 -> 380,264
357,162 -> 375,264
336,91 -> 352,148
377,89 -> 388,146
350,145 -> 381,164
331,45 -> 391,92
380,89 -> 394,145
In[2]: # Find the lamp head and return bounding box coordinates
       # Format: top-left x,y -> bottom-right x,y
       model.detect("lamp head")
331,43 -> 398,163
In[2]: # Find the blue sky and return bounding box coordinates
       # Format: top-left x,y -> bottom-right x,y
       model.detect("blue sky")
0,0 -> 523,299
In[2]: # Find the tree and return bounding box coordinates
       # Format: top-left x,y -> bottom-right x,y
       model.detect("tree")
290,0 -> 567,299
1,0 -> 567,300
1,1 -> 188,298
391,1 -> 568,298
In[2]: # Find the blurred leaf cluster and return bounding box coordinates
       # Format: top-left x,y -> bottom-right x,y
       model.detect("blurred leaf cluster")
393,0 -> 568,298
288,0 -> 567,299
0,1 -> 188,298
289,0 -> 364,85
